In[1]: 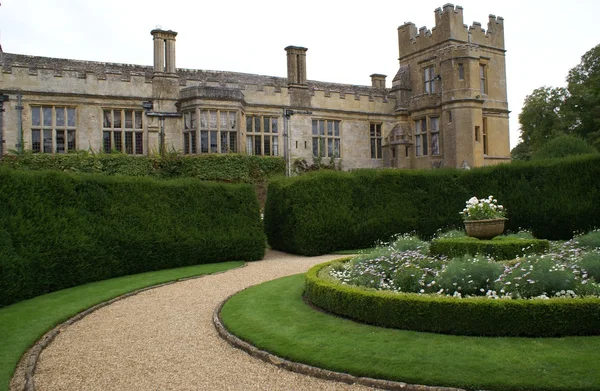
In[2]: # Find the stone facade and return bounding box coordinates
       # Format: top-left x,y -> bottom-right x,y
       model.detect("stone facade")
0,4 -> 510,171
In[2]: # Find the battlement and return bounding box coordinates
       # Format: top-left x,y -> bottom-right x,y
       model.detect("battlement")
398,4 -> 504,60
1,53 -> 391,105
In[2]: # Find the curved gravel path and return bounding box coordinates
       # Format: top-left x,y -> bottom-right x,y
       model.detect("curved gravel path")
20,250 -> 378,391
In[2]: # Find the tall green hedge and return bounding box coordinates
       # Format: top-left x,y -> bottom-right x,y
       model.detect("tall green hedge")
265,155 -> 600,255
0,152 -> 285,183
0,168 -> 265,307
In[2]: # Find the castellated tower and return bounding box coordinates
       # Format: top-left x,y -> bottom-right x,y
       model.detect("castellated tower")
388,4 -> 510,169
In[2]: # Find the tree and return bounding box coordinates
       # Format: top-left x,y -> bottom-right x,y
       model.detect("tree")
513,44 -> 600,160
564,44 -> 600,149
515,86 -> 568,158
532,135 -> 597,160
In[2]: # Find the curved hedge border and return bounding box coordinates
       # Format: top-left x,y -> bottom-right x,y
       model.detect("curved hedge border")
429,237 -> 550,259
305,260 -> 600,337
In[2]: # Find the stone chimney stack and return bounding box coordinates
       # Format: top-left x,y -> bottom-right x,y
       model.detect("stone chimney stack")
151,29 -> 178,74
370,74 -> 387,88
285,46 -> 308,87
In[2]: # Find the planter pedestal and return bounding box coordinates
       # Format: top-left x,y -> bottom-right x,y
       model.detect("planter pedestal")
464,218 -> 507,240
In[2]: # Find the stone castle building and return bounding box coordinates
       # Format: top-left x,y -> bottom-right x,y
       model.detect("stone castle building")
0,4 -> 510,172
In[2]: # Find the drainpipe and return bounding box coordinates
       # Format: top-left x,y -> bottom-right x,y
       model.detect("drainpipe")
16,93 -> 23,153
143,100 -> 180,157
0,94 -> 9,157
283,108 -> 290,177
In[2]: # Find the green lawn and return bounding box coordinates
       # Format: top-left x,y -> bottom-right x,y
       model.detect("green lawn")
221,274 -> 600,391
0,261 -> 243,391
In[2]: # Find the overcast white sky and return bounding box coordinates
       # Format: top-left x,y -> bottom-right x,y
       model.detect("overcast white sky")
1,0 -> 599,149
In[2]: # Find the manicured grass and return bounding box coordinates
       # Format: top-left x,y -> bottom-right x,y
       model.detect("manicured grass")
0,261 -> 243,391
221,274 -> 600,391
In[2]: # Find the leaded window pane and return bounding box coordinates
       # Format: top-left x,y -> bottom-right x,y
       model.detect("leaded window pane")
229,112 -> 236,130
209,111 -> 217,129
114,111 -> 122,128
210,131 -> 217,153
246,117 -> 253,133
191,131 -> 197,154
56,108 -> 65,126
221,132 -> 228,153
103,131 -> 111,152
125,132 -> 133,154
32,107 -> 41,126
272,118 -> 278,133
201,131 -> 209,153
184,132 -> 190,154
201,111 -> 208,129
114,131 -> 122,152
125,110 -> 133,128
135,111 -> 143,129
103,110 -> 112,128
255,117 -> 261,133
220,111 -> 228,129
57,131 -> 65,153
67,108 -> 76,127
67,130 -> 76,151
43,107 -> 52,126
32,130 -> 41,153
229,133 -> 237,153
246,135 -> 253,155
254,135 -> 261,155
135,132 -> 143,154
43,130 -> 52,153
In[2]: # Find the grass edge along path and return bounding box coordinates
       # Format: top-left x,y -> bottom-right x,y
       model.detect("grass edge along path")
0,261 -> 244,391
221,274 -> 600,391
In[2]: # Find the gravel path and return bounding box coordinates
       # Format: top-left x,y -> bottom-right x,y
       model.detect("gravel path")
24,250 -> 378,391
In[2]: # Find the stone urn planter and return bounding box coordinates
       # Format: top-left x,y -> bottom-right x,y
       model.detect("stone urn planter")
464,218 -> 507,240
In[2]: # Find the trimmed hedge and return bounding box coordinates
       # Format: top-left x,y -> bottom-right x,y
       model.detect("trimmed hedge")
265,155 -> 600,255
0,152 -> 285,183
0,168 -> 265,307
305,260 -> 600,337
430,237 -> 550,260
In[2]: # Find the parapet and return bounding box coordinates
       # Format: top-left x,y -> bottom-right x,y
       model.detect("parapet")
1,53 -> 153,81
398,4 -> 504,59
1,53 -> 392,105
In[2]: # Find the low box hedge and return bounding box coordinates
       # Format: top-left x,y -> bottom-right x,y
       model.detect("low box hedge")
430,237 -> 550,260
0,168 -> 266,307
304,260 -> 600,337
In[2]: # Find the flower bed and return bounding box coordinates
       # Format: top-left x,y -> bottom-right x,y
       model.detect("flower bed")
304,231 -> 600,337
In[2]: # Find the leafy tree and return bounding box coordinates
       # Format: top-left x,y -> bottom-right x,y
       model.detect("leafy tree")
514,44 -> 600,160
518,86 -> 569,152
532,135 -> 597,160
510,141 -> 532,161
564,44 -> 600,149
